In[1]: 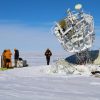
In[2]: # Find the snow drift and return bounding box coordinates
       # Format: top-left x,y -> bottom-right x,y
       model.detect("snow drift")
45,59 -> 100,76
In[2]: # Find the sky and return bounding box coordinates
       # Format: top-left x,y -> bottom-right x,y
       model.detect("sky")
0,0 -> 100,54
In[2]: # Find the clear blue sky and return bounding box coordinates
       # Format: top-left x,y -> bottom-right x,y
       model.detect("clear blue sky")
0,0 -> 100,53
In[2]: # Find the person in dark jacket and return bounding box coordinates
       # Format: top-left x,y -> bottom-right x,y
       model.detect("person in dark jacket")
45,48 -> 52,65
14,48 -> 19,67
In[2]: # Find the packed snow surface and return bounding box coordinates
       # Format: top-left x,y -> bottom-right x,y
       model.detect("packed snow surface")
0,65 -> 100,100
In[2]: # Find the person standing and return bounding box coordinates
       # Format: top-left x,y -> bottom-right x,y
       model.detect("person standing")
14,48 -> 19,67
4,49 -> 12,68
45,48 -> 52,65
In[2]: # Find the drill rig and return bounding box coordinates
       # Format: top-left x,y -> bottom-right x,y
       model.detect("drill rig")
54,4 -> 95,64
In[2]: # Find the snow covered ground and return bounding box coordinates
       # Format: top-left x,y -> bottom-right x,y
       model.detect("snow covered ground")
0,65 -> 100,100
